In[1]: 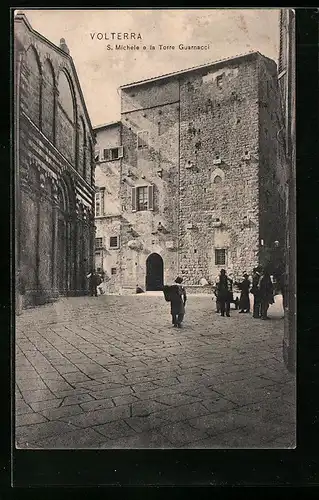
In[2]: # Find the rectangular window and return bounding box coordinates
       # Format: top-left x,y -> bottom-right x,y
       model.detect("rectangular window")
137,186 -> 148,211
111,267 -> 117,275
216,74 -> 224,88
137,130 -> 149,149
215,249 -> 226,266
95,189 -> 105,217
109,236 -> 119,249
132,185 -> 154,212
95,237 -> 103,249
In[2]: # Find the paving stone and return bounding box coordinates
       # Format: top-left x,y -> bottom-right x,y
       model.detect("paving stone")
62,372 -> 92,384
16,412 -> 48,426
54,365 -> 79,374
94,420 -> 137,440
90,386 -> 133,399
80,398 -> 114,412
16,400 -> 34,415
29,399 -> 63,411
130,400 -> 169,417
16,294 -> 295,449
154,402 -> 211,423
20,389 -> 56,403
16,421 -> 77,448
112,394 -> 140,406
61,405 -> 131,428
52,388 -> 90,398
62,393 -> 94,406
43,380 -> 75,392
40,405 -> 84,420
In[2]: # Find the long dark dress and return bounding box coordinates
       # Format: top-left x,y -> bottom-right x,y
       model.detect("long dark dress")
238,278 -> 251,312
170,285 -> 187,325
259,274 -> 274,319
217,276 -> 231,316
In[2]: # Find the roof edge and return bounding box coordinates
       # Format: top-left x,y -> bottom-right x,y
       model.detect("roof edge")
93,120 -> 121,131
120,50 -> 275,90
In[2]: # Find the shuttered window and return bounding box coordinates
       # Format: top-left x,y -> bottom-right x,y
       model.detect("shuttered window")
131,185 -> 154,212
137,131 -> 149,149
95,237 -> 103,249
95,189 -> 105,217
148,185 -> 154,210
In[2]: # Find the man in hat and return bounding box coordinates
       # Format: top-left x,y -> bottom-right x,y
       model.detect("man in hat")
170,277 -> 187,328
216,269 -> 232,317
251,266 -> 263,318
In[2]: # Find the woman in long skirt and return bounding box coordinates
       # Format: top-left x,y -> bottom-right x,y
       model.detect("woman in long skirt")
238,273 -> 251,313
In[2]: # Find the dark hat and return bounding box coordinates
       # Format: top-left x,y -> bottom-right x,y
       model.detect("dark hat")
243,273 -> 249,278
175,276 -> 183,284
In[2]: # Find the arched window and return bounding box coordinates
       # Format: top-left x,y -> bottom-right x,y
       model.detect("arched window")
213,175 -> 222,184
57,70 -> 76,163
78,117 -> 87,178
58,70 -> 74,121
24,46 -> 41,127
42,59 -> 55,143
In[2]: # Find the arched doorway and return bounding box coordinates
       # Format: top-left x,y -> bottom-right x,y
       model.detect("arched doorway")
146,253 -> 164,291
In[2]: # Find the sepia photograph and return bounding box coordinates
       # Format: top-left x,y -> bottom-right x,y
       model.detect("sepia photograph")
14,8 -> 296,449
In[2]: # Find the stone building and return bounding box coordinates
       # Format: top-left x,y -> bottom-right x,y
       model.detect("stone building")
14,13 -> 96,308
278,9 -> 296,373
94,51 -> 284,292
93,121 -> 123,293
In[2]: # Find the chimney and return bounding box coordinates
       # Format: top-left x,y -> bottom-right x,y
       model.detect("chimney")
59,38 -> 70,55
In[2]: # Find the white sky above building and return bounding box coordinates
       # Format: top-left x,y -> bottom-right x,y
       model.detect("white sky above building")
18,9 -> 280,127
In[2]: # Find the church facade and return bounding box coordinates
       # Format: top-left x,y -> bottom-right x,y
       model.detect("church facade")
94,51 -> 285,293
14,13 -> 96,308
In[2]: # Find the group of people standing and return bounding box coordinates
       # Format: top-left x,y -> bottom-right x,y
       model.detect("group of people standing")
213,266 -> 275,320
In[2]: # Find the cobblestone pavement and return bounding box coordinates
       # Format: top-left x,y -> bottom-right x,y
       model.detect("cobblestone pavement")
15,293 -> 296,449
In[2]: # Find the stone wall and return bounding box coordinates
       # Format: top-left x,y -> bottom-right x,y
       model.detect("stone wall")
15,13 -> 95,306
257,56 -> 286,270
119,81 -> 180,288
95,52 -> 284,291
179,57 -> 260,283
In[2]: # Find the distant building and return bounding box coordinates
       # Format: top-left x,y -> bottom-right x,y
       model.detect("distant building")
14,13 -> 96,308
93,121 -> 122,292
94,51 -> 285,293
278,8 -> 296,373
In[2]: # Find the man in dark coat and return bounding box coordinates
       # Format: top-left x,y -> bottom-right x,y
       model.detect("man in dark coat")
170,277 -> 187,328
237,273 -> 251,313
251,266 -> 262,318
259,270 -> 274,320
216,269 -> 231,317
87,270 -> 99,297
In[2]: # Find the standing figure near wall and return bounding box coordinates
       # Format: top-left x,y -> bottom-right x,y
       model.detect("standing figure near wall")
237,273 -> 251,313
169,277 -> 187,328
259,270 -> 274,320
251,266 -> 263,318
216,269 -> 232,317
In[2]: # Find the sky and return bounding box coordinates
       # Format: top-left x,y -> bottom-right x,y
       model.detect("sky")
18,9 -> 280,128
